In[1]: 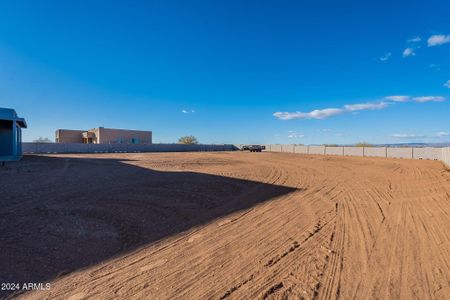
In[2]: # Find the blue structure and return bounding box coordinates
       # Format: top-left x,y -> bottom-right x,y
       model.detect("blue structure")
0,108 -> 27,163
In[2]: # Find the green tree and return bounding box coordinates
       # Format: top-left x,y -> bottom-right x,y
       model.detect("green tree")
178,135 -> 199,144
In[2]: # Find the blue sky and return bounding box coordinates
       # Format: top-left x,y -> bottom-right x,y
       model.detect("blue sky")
0,0 -> 449,144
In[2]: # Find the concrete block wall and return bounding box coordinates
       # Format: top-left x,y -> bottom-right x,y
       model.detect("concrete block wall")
22,142 -> 450,167
261,144 -> 450,167
441,147 -> 450,167
109,143 -> 129,152
23,143 -> 235,154
387,147 -> 413,159
88,144 -> 110,152
281,144 -> 295,153
271,144 -> 282,152
294,146 -> 309,154
343,147 -> 364,156
309,146 -> 326,155
364,147 -> 387,157
262,144 -> 271,152
413,147 -> 441,160
325,146 -> 344,156
65,143 -> 88,153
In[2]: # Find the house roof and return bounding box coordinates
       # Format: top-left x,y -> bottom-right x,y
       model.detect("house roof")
0,108 -> 27,128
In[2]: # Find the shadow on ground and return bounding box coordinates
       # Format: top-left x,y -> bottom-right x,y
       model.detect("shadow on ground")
0,155 -> 297,298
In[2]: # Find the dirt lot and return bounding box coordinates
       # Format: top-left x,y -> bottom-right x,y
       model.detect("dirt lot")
0,152 -> 449,299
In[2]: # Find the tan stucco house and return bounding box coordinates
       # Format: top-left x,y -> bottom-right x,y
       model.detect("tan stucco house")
55,127 -> 152,144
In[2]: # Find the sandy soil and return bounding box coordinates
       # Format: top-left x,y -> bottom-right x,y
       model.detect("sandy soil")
0,152 -> 449,299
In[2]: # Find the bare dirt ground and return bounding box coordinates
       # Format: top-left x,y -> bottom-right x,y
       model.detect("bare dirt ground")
0,152 -> 449,299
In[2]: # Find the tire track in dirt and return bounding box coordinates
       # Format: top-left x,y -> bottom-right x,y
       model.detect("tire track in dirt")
3,152 -> 448,300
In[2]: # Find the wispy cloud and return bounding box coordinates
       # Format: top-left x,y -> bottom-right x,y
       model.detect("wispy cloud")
274,108 -> 344,120
379,53 -> 391,61
385,95 -> 410,102
393,132 -> 450,139
444,80 -> 450,88
402,47 -> 416,57
274,101 -> 388,120
408,36 -> 421,43
437,131 -> 450,137
344,102 -> 388,111
287,131 -> 304,138
385,95 -> 446,103
181,109 -> 195,114
412,96 -> 445,103
274,95 -> 446,121
392,133 -> 425,139
427,34 -> 450,47
429,64 -> 440,71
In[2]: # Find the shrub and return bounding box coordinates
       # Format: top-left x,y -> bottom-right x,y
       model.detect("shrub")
33,137 -> 52,143
178,135 -> 199,145
355,142 -> 373,147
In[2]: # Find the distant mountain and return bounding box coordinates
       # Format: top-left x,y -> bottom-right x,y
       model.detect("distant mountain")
297,142 -> 450,147
308,142 -> 450,147
374,142 -> 450,147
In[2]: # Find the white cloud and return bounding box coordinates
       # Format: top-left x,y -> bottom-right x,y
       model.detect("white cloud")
392,132 -> 450,139
408,36 -> 421,43
385,95 -> 446,104
287,131 -> 304,138
429,64 -> 440,71
427,34 -> 450,47
181,109 -> 195,114
443,80 -> 450,88
273,108 -> 344,120
385,95 -> 410,102
402,48 -> 416,57
412,96 -> 445,103
437,131 -> 450,137
344,102 -> 388,111
379,52 -> 392,61
274,101 -> 388,120
274,94 -> 446,121
392,133 -> 425,139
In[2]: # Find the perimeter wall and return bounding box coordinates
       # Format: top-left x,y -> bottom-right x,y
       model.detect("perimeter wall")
23,143 -> 450,168
255,144 -> 450,168
23,143 -> 236,154
442,147 -> 450,168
